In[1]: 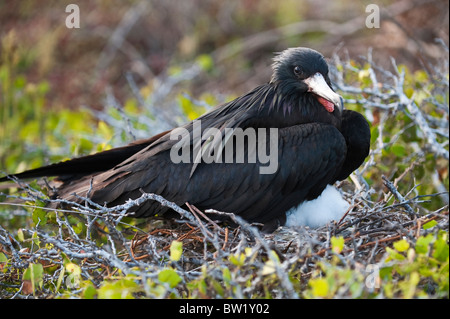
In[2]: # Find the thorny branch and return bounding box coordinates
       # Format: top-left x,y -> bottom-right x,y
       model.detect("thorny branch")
331,43 -> 449,162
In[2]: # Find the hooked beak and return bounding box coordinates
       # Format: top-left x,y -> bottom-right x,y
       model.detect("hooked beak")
304,73 -> 343,113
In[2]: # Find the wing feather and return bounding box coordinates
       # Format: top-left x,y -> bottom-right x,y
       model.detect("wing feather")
76,122 -> 346,225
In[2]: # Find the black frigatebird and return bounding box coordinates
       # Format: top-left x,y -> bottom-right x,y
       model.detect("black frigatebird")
0,47 -> 370,232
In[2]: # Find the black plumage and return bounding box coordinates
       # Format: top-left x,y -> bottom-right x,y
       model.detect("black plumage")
0,47 -> 370,232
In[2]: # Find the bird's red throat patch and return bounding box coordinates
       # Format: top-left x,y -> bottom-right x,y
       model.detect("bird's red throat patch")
316,96 -> 335,113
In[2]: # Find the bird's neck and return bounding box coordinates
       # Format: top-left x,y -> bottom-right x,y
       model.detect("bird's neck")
248,83 -> 341,129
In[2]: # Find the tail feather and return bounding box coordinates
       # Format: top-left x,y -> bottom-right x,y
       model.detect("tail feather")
0,130 -> 171,184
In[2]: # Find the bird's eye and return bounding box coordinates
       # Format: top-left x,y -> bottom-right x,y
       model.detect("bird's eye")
294,66 -> 302,77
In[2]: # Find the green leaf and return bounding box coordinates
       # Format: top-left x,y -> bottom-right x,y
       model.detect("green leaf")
23,263 -> 44,293
55,266 -> 65,292
72,222 -> 84,235
393,239 -> 410,252
370,125 -> 379,144
0,252 -> 8,272
97,277 -> 138,299
31,231 -> 40,247
386,247 -> 405,261
400,271 -> 420,298
169,240 -> 183,262
158,268 -> 182,288
66,262 -> 81,276
65,263 -> 82,289
358,69 -> 370,81
83,283 -> 98,299
433,236 -> 449,262
261,259 -> 276,276
415,234 -> 434,254
211,279 -> 224,297
178,94 -> 204,120
97,121 -> 114,141
228,253 -> 245,266
331,236 -> 345,254
222,267 -> 231,284
196,54 -> 214,71
32,207 -> 47,226
262,250 -> 280,275
391,144 -> 406,157
379,266 -> 393,280
244,247 -> 253,257
309,278 -> 329,297
197,278 -> 207,295
17,228 -> 25,242
422,220 -> 438,230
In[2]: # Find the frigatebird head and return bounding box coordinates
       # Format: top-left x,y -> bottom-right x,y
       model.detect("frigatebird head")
270,47 -> 343,114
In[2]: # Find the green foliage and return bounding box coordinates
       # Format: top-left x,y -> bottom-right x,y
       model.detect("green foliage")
0,31 -> 136,181
337,58 -> 448,212
0,206 -> 448,299
97,275 -> 140,299
382,231 -> 449,298
169,240 -> 183,262
303,232 -> 449,299
158,268 -> 182,289
23,263 -> 44,295
330,236 -> 345,254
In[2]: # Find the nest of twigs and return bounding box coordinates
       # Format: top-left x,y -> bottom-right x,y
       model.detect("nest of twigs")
0,172 -> 447,299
